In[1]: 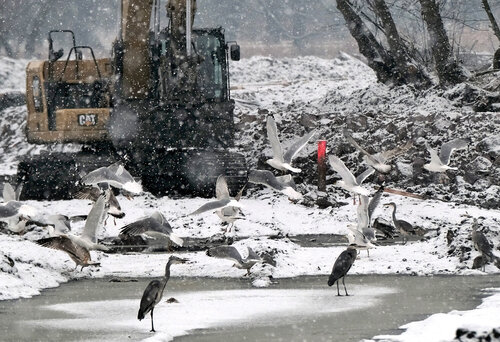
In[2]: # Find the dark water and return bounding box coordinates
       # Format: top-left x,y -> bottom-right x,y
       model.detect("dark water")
0,275 -> 498,342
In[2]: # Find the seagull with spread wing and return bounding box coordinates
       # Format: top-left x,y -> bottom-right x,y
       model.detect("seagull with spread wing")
266,115 -> 316,173
74,186 -> 125,219
35,235 -> 100,271
423,139 -> 468,173
189,175 -> 244,230
81,163 -> 142,194
328,155 -> 373,197
248,169 -> 302,201
343,129 -> 412,174
120,211 -> 184,247
206,245 -> 263,276
66,190 -> 110,251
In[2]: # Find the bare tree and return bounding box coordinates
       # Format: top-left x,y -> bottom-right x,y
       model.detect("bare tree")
481,0 -> 500,44
418,0 -> 466,85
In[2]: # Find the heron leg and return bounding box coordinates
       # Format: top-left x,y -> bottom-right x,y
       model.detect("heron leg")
342,277 -> 349,296
150,308 -> 155,332
336,281 -> 341,296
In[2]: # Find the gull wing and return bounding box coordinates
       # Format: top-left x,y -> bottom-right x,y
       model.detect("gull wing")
207,245 -> 243,264
108,163 -> 135,183
440,139 -> 468,165
74,187 -> 100,201
276,174 -> 297,190
283,128 -> 317,164
246,247 -> 261,261
355,168 -> 375,185
2,183 -> 16,202
343,129 -> 380,166
234,184 -> 246,201
0,201 -> 22,218
329,155 -> 358,186
81,192 -> 108,243
367,187 -> 384,224
81,167 -> 117,186
120,216 -> 166,235
380,141 -> 413,162
189,199 -> 231,215
266,116 -> 284,162
36,236 -> 90,263
215,175 -> 230,200
425,142 -> 441,165
248,170 -> 285,191
357,196 -> 369,230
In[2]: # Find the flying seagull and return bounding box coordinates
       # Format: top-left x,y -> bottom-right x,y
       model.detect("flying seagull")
66,190 -> 110,251
206,245 -> 263,276
189,175 -> 243,217
120,211 -> 183,247
248,169 -> 302,201
35,235 -> 100,271
328,155 -> 373,197
423,139 -> 468,173
343,129 -> 412,174
82,163 -> 142,194
213,176 -> 245,232
266,115 -> 316,173
74,186 -> 125,219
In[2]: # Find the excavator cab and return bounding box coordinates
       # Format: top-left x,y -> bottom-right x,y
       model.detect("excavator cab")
25,30 -> 112,144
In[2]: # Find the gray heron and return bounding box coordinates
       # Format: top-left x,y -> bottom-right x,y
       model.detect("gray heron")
471,218 -> 500,271
383,202 -> 416,244
328,245 -> 357,296
137,256 -> 188,332
265,115 -> 317,173
423,139 -> 468,173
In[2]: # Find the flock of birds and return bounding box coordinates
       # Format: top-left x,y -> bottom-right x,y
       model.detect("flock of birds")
0,115 -> 497,332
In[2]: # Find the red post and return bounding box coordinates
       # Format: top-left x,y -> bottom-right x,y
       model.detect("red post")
317,140 -> 327,192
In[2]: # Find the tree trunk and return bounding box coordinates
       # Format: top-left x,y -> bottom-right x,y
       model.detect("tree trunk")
336,0 -> 395,83
372,0 -> 430,86
418,0 -> 466,85
481,0 -> 500,44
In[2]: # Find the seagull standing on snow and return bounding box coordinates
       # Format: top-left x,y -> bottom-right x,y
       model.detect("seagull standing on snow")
120,211 -> 184,247
266,115 -> 316,173
328,155 -> 373,197
82,163 -> 142,194
189,175 -> 244,229
423,139 -> 468,173
343,129 -> 412,174
206,245 -> 263,276
248,169 -> 303,201
0,201 -> 37,233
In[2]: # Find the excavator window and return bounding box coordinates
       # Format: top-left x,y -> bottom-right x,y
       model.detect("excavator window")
32,76 -> 43,112
196,34 -> 224,100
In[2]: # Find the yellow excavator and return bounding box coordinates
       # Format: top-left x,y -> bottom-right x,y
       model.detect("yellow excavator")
20,0 -> 246,199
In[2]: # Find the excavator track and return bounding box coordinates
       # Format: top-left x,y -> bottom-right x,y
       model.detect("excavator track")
17,149 -> 247,200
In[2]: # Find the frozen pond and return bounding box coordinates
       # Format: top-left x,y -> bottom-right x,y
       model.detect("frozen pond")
1,275 -> 498,342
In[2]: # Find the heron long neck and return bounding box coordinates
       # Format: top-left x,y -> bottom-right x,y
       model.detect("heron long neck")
391,205 -> 397,223
163,260 -> 173,285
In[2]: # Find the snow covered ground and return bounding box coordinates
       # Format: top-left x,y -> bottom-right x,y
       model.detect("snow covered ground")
1,54 -> 499,341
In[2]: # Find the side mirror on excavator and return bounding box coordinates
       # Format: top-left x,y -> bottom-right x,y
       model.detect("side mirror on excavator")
230,44 -> 240,61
